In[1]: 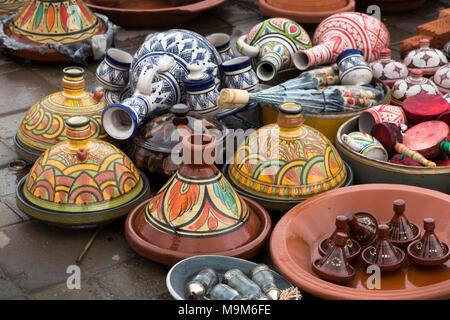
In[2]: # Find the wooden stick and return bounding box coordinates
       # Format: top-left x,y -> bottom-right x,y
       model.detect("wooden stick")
76,227 -> 102,264
395,143 -> 436,167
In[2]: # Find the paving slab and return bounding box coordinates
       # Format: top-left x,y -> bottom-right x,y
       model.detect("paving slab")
0,111 -> 26,140
32,279 -> 113,300
0,167 -> 25,197
0,200 -> 22,228
0,140 -> 18,168
1,193 -> 30,221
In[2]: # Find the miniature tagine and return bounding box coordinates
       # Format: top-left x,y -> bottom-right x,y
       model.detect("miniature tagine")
433,63 -> 450,94
386,199 -> 420,248
236,17 -> 311,82
226,103 -> 352,212
128,103 -> 228,189
1,0 -> 115,63
0,0 -> 27,15
391,69 -> 441,106
15,67 -> 110,163
15,116 -> 151,228
370,48 -> 408,88
125,133 -> 272,266
403,39 -> 448,76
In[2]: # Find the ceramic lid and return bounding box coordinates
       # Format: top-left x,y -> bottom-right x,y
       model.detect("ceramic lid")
132,104 -> 225,154
16,67 -> 108,155
391,69 -> 441,103
23,116 -> 143,213
370,48 -> 408,83
403,39 -> 448,75
228,103 -> 347,201
0,0 -> 27,14
433,63 -> 450,93
8,0 -> 103,45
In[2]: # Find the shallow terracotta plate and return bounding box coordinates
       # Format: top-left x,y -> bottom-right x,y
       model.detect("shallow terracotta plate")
86,0 -> 226,27
270,184 -> 450,300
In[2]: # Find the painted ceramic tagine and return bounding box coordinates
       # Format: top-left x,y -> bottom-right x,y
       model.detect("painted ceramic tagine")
403,39 -> 448,76
125,133 -> 272,266
391,69 -> 441,106
370,48 -> 408,88
0,0 -> 27,15
236,17 -> 312,82
386,199 -> 420,248
407,218 -> 450,266
225,103 -> 352,213
102,29 -> 222,141
433,63 -> 450,94
0,0 -> 115,63
344,211 -> 378,248
293,12 -> 390,71
14,67 -> 110,163
128,103 -> 228,189
15,116 -> 151,228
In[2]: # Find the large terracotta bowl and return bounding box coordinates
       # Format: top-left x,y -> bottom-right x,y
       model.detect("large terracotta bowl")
336,116 -> 450,194
125,196 -> 272,266
86,0 -> 226,27
270,184 -> 450,300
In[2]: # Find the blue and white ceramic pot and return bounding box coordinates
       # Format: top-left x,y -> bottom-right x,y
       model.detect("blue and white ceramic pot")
184,65 -> 220,115
102,29 -> 223,140
96,48 -> 133,92
337,49 -> 373,85
206,33 -> 235,62
221,56 -> 259,91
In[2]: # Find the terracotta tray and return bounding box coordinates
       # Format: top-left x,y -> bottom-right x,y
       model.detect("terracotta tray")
86,0 -> 226,27
270,184 -> 450,300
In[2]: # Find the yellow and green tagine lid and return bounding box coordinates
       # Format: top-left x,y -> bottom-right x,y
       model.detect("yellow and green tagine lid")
228,103 -> 347,201
22,116 -> 144,215
15,66 -> 108,161
0,0 -> 27,15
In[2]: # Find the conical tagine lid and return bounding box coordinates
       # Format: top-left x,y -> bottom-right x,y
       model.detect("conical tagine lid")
228,103 -> 347,201
22,116 -> 144,214
15,67 -> 108,161
0,0 -> 27,14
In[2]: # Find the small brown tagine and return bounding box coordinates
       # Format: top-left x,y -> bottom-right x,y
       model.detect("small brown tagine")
312,232 -> 355,283
125,133 -> 272,265
344,211 -> 378,248
362,224 -> 405,272
386,199 -> 420,248
318,215 -> 361,262
407,218 -> 450,266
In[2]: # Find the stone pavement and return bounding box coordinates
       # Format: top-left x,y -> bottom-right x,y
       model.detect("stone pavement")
0,0 -> 446,300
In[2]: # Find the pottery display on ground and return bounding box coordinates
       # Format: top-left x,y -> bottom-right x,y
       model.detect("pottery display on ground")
258,0 -> 355,25
391,69 -> 441,106
0,0 -> 27,14
1,0 -> 115,63
15,116 -> 151,228
221,56 -> 259,92
85,0 -> 226,28
270,184 -> 450,299
125,133 -> 272,266
14,67 -> 110,163
336,49 -> 373,86
403,39 -> 448,76
102,29 -> 222,141
225,103 -> 352,213
236,17 -> 312,82
128,103 -> 228,189
370,48 -> 409,88
293,12 -> 390,71
433,63 -> 450,94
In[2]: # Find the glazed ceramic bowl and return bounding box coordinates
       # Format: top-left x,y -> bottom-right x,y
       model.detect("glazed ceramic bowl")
336,116 -> 450,194
166,255 -> 293,300
270,184 -> 450,300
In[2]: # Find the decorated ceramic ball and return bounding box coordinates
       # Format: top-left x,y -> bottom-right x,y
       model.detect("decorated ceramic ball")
433,64 -> 450,94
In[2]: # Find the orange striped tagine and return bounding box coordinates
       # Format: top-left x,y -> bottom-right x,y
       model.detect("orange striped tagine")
15,67 -> 110,163
226,103 -> 352,212
15,116 -> 150,228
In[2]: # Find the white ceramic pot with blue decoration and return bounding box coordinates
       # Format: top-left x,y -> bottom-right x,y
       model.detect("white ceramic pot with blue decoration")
206,33 -> 235,62
102,29 -> 222,140
96,48 -> 133,91
184,64 -> 220,115
337,49 -> 373,86
221,56 -> 259,91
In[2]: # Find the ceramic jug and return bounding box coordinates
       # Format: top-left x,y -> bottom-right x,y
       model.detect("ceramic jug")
293,12 -> 390,71
236,17 -> 311,82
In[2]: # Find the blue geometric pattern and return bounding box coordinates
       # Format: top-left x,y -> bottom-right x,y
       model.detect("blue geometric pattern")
223,70 -> 259,90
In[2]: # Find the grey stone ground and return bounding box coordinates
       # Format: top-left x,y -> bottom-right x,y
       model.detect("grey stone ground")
0,0 -> 446,300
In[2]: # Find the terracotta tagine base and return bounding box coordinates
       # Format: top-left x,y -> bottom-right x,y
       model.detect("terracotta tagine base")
258,0 -> 355,24
270,184 -> 450,300
85,0 -> 225,27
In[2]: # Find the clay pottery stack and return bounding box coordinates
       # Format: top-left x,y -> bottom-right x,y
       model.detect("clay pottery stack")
15,67 -> 110,163
0,0 -> 27,14
433,64 -> 450,94
293,12 -> 390,71
391,69 -> 441,106
128,103 -> 228,189
344,211 -> 378,248
258,0 -> 355,25
386,199 -> 420,248
2,0 -> 110,62
407,218 -> 450,266
15,116 -> 151,228
225,103 -> 352,213
403,39 -> 448,76
125,133 -> 272,265
370,48 -> 408,88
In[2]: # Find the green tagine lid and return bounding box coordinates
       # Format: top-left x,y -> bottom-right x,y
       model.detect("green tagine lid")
228,103 -> 348,202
